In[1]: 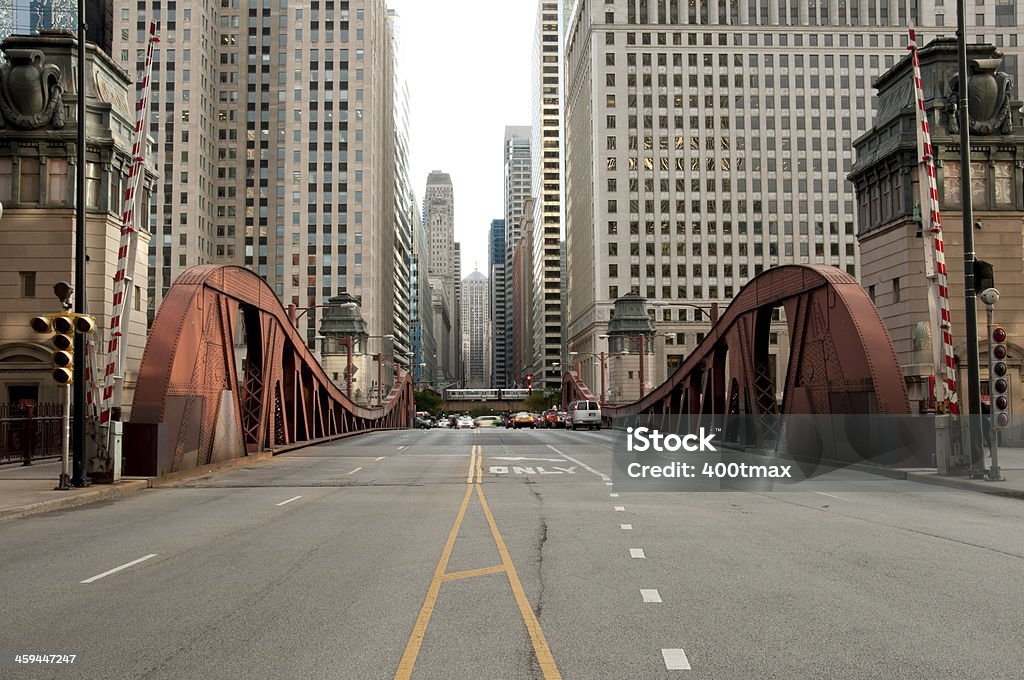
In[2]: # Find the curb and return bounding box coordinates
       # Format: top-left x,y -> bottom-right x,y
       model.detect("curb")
0,479 -> 151,522
900,470 -> 1024,498
642,432 -> 1024,498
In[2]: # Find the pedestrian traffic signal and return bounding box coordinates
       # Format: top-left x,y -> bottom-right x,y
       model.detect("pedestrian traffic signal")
989,326 -> 1010,429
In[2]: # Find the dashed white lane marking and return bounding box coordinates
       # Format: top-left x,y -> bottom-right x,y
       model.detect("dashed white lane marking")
398,446 -> 408,452
81,554 -> 158,584
662,648 -> 691,670
605,482 -> 614,486
276,495 -> 302,506
546,445 -> 611,482
614,506 -> 626,512
620,524 -> 633,530
610,493 -> 620,498
629,548 -> 646,559
641,589 -> 662,603
814,491 -> 846,500
375,456 -> 385,461
347,467 -> 363,475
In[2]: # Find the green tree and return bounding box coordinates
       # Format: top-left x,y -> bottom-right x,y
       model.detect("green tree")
414,390 -> 443,416
524,390 -> 559,413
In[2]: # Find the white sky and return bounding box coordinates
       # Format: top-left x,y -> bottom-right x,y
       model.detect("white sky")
387,0 -> 537,280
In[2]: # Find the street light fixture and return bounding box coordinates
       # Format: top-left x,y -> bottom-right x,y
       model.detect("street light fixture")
369,334 -> 396,407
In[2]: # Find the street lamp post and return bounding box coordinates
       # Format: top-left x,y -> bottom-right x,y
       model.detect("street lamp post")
366,334 -> 395,407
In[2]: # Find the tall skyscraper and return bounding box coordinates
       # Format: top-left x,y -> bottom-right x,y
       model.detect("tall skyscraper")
561,0 -> 1021,397
411,191 -> 437,389
461,270 -> 491,389
113,0 -> 408,387
423,171 -> 457,383
503,126 -> 532,387
453,241 -> 463,385
488,218 -> 506,388
531,0 -> 564,391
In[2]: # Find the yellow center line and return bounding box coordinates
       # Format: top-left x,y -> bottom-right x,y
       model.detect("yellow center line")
476,483 -> 563,680
466,446 -> 477,484
440,564 -> 507,582
393,447 -> 477,680
395,444 -> 563,680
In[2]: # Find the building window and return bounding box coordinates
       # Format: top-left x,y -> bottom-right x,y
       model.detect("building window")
47,158 -> 69,205
893,277 -> 901,303
20,271 -> 35,297
20,157 -> 40,202
86,162 -> 102,208
0,158 -> 11,201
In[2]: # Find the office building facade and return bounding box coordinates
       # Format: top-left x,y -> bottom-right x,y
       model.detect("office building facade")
532,0 -> 565,391
489,218 -> 507,388
113,0 -> 409,391
561,0 -> 1021,399
461,270 -> 491,389
503,126 -> 532,387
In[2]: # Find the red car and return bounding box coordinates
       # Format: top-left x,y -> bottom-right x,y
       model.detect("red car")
539,409 -> 565,428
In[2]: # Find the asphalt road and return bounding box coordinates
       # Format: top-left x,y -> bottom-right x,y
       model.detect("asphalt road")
2,427 -> 1023,679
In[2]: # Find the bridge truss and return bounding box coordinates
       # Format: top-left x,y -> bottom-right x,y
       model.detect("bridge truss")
563,265 -> 924,465
125,266 -> 414,476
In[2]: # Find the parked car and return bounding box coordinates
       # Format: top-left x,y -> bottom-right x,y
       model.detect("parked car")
474,415 -> 503,428
512,411 -> 536,429
567,400 -> 602,430
456,415 -> 475,429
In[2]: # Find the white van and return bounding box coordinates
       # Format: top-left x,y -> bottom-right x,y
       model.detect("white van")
568,400 -> 602,430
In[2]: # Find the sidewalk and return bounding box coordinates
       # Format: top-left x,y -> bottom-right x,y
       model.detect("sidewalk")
0,449 -> 280,521
881,445 -> 1024,497
0,459 -> 151,521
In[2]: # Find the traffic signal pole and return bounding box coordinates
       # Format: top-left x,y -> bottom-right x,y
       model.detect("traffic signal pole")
73,0 -> 89,487
59,384 -> 71,490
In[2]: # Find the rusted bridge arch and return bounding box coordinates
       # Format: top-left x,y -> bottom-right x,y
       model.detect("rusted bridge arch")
125,265 -> 414,476
563,265 -> 917,462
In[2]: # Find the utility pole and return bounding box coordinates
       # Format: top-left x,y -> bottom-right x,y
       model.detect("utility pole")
72,0 -> 89,487
956,0 -> 984,468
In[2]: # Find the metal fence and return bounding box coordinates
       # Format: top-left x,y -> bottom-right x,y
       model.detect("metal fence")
0,403 -> 63,464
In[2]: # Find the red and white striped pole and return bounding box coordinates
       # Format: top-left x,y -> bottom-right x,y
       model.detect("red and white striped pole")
98,21 -> 159,426
908,27 -> 959,416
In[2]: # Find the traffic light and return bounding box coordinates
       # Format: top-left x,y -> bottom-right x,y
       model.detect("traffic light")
28,313 -> 96,385
51,315 -> 76,385
989,326 -> 1010,429
525,373 -> 533,391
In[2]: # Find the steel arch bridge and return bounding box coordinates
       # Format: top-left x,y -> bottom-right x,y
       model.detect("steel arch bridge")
124,265 -> 414,477
562,265 -> 927,465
